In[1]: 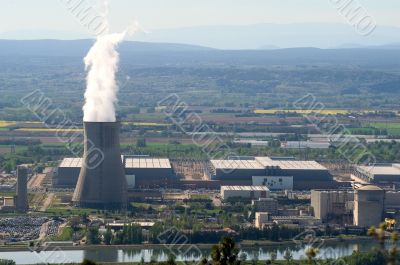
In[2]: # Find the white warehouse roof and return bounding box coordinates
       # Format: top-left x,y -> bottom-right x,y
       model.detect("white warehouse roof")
211,157 -> 327,171
59,157 -> 82,168
221,186 -> 270,191
357,165 -> 400,176
255,157 -> 327,170
59,157 -> 171,169
211,160 -> 265,170
124,158 -> 171,169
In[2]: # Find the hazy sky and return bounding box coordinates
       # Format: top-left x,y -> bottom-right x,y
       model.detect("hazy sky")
1,0 -> 399,35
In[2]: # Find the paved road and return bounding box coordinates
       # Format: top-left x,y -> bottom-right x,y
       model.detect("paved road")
40,193 -> 55,212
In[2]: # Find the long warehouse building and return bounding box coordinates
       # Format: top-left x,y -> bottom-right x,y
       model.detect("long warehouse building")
209,156 -> 336,190
55,156 -> 176,189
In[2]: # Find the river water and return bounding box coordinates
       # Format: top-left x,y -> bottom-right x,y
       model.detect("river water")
0,240 -> 386,264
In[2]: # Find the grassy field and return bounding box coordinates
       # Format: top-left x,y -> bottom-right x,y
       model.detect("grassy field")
0,191 -> 15,197
45,207 -> 98,216
254,109 -> 398,116
15,128 -> 83,132
254,109 -> 351,115
122,122 -> 170,127
0,145 -> 28,154
54,226 -> 74,241
365,122 -> 400,136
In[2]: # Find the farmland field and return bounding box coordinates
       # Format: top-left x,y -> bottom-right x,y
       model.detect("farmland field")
254,109 -> 351,115
366,122 -> 400,136
0,121 -> 17,127
122,122 -> 170,126
14,128 -> 83,132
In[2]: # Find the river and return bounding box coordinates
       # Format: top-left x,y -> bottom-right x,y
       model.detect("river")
0,240 -> 387,264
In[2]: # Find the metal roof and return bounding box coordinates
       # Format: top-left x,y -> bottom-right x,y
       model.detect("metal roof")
211,160 -> 265,170
282,141 -> 330,149
211,157 -> 327,170
357,185 -> 383,191
357,165 -> 400,176
59,157 -> 171,169
59,157 -> 83,168
255,157 -> 327,170
221,185 -> 270,191
124,158 -> 171,169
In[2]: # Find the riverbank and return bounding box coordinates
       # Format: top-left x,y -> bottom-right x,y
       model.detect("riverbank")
0,236 -> 371,252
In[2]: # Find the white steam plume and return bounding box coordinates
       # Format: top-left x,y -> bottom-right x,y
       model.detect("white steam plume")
82,0 -> 142,122
83,31 -> 126,122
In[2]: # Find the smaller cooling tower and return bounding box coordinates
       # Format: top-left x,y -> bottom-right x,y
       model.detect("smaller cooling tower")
16,166 -> 28,212
72,121 -> 127,208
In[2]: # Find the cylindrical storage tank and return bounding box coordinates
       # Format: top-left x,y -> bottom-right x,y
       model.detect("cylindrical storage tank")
72,122 -> 127,209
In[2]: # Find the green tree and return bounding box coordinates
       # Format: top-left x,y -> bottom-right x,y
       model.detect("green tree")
166,254 -> 177,265
87,226 -> 100,245
81,259 -> 97,265
136,137 -> 147,147
104,226 -> 113,245
211,237 -> 239,265
0,259 -> 16,265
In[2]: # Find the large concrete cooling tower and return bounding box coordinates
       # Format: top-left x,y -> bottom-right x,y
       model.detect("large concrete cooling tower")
72,121 -> 127,208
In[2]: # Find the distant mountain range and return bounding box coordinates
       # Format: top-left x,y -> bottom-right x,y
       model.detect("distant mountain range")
131,23 -> 400,49
2,23 -> 400,50
1,40 -> 400,69
0,39 -> 213,57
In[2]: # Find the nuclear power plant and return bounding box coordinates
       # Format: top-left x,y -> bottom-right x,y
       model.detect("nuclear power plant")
72,121 -> 127,209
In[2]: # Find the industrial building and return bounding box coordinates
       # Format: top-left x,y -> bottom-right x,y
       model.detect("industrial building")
255,212 -> 270,228
311,189 -> 354,222
281,141 -> 330,149
252,198 -> 278,214
55,158 -> 82,187
210,160 -> 266,181
255,212 -> 321,228
220,186 -> 269,200
210,156 -> 334,190
270,215 -> 321,227
55,156 -> 175,189
124,156 -> 174,188
385,191 -> 400,209
353,185 -> 385,227
0,197 -> 15,212
354,164 -> 400,183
